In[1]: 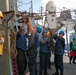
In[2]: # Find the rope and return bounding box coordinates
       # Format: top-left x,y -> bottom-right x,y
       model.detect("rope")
56,6 -> 76,18
10,29 -> 18,59
1,24 -> 18,59
48,29 -> 55,52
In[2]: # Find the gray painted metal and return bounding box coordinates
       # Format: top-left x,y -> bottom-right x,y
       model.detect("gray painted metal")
0,0 -> 9,12
0,25 -> 10,75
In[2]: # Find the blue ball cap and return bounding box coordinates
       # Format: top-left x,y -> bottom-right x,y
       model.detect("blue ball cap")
59,30 -> 65,35
36,26 -> 42,33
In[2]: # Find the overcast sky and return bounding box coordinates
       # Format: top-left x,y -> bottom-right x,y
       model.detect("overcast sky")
18,0 -> 76,12
41,0 -> 76,8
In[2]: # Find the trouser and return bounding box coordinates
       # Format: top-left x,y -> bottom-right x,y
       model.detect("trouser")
39,52 -> 50,74
73,56 -> 76,63
48,53 -> 51,68
54,54 -> 63,75
0,44 -> 3,56
69,56 -> 75,63
28,49 -> 37,75
73,51 -> 76,63
17,49 -> 27,75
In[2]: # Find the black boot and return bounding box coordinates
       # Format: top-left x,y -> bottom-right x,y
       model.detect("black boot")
48,66 -> 51,70
39,72 -> 42,75
69,60 -> 71,64
60,72 -> 63,75
52,72 -> 59,75
44,72 -> 49,75
73,59 -> 75,63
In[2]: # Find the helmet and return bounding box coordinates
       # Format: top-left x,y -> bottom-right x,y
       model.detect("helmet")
73,37 -> 76,40
0,34 -> 2,37
47,31 -> 50,35
59,30 -> 65,35
0,11 -> 4,19
36,26 -> 42,33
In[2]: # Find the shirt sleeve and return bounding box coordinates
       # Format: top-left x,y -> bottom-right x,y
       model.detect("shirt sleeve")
53,34 -> 65,53
16,33 -> 21,40
70,42 -> 72,50
53,34 -> 65,43
63,39 -> 65,50
40,37 -> 48,44
35,33 -> 40,47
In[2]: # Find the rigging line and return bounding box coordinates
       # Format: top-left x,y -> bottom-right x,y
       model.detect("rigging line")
17,6 -> 23,11
57,6 -> 76,13
56,6 -> 63,11
56,6 -> 76,18
18,7 -> 24,11
18,0 -> 31,5
18,4 -> 22,7
18,6 -> 30,11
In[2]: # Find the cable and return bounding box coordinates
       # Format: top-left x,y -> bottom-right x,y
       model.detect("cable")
56,6 -> 76,19
56,6 -> 63,11
18,7 -> 24,11
18,0 -> 32,11
18,0 -> 31,5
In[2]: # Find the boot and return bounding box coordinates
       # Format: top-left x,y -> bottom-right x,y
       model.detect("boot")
44,72 -> 49,75
52,72 -> 59,75
39,72 -> 42,75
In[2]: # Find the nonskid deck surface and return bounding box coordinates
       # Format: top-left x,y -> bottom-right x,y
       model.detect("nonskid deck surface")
26,56 -> 76,75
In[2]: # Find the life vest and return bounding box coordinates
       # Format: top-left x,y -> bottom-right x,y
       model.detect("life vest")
70,51 -> 75,56
0,37 -> 4,56
72,42 -> 76,51
0,43 -> 3,56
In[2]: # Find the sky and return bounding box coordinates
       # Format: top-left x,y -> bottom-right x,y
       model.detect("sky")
18,0 -> 76,12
